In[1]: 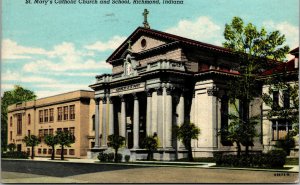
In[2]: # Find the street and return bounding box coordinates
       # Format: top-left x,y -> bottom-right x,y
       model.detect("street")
1,160 -> 299,183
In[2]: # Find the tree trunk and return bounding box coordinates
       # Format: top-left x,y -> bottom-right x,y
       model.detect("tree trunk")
31,146 -> 34,159
51,146 -> 55,160
242,99 -> 250,156
187,140 -> 194,162
237,141 -> 241,157
61,145 -> 64,160
114,148 -> 118,163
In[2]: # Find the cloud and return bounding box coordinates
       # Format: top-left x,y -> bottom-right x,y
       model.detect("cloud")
1,39 -> 49,60
2,70 -> 57,83
165,16 -> 223,46
85,36 -> 126,52
263,21 -> 299,49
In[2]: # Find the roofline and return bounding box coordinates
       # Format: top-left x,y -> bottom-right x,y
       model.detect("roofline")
106,27 -> 233,63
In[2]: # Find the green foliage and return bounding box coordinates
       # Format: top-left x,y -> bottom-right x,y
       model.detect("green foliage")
262,76 -> 299,135
141,135 -> 158,161
2,151 -> 29,159
116,153 -> 123,162
56,130 -> 75,160
213,150 -> 287,168
1,85 -> 36,151
44,135 -> 58,160
23,135 -> 41,159
222,17 -> 290,155
107,153 -> 115,162
125,155 -> 130,162
174,122 -> 200,162
98,152 -> 109,162
275,133 -> 296,155
7,143 -> 16,152
23,135 -> 41,147
107,134 -> 125,162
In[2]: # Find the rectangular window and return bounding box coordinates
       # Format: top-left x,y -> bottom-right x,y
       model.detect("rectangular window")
10,131 -> 12,141
57,107 -> 62,121
57,128 -> 62,132
49,129 -> 54,136
283,90 -> 290,108
38,148 -> 42,154
49,108 -> 54,122
39,129 -> 43,137
39,110 -> 44,123
44,109 -> 49,122
70,105 -> 75,120
17,114 -> 22,135
10,116 -> 12,127
69,127 -> 75,136
44,129 -> 48,137
63,149 -> 67,155
92,115 -> 95,131
28,114 -> 31,125
273,91 -> 279,108
43,148 -> 47,154
48,149 -> 52,154
63,106 -> 68,120
63,128 -> 68,132
69,149 -> 75,155
56,149 -> 61,155
272,120 -> 292,140
28,130 -> 31,136
27,148 -> 30,155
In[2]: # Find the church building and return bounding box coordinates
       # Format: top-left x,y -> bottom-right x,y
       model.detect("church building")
88,10 -> 264,160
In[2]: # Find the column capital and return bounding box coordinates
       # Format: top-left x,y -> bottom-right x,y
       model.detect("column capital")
102,97 -> 107,104
146,89 -> 153,97
94,98 -> 100,105
132,93 -> 138,100
119,95 -> 125,102
156,87 -> 163,96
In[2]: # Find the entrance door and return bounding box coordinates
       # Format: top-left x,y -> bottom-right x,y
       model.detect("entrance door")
17,144 -> 22,152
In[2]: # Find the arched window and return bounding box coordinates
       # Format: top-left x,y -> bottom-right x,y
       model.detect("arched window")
28,114 -> 31,125
10,116 -> 12,127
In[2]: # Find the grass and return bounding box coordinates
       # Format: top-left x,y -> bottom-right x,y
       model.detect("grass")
285,158 -> 299,165
176,157 -> 215,163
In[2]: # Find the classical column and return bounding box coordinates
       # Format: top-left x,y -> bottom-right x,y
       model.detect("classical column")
133,94 -> 139,149
177,92 -> 185,126
109,97 -> 114,135
102,97 -> 107,147
146,90 -> 152,136
165,87 -> 173,148
151,90 -> 158,135
94,98 -> 100,149
157,88 -> 163,147
176,91 -> 185,148
120,96 -> 126,138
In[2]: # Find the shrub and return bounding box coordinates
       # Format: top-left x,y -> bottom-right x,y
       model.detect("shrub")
97,152 -> 108,162
107,153 -> 114,162
212,150 -> 287,168
116,153 -> 123,162
267,150 -> 287,168
125,155 -> 130,162
7,143 -> 16,152
2,151 -> 29,159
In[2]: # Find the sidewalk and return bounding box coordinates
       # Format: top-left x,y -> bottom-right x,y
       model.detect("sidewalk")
5,157 -> 298,173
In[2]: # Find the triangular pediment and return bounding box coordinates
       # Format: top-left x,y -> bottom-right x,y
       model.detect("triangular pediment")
106,27 -> 233,64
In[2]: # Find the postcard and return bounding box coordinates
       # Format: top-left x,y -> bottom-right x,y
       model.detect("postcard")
1,0 -> 299,183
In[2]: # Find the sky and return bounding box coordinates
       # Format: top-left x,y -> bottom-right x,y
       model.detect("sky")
1,0 -> 299,98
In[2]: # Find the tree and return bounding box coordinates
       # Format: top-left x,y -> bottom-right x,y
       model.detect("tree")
223,17 -> 290,155
174,122 -> 200,162
141,135 -> 158,161
1,85 -> 36,151
44,135 -> 58,160
7,143 -> 16,152
23,135 -> 41,159
56,130 -> 75,160
107,134 -> 125,162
